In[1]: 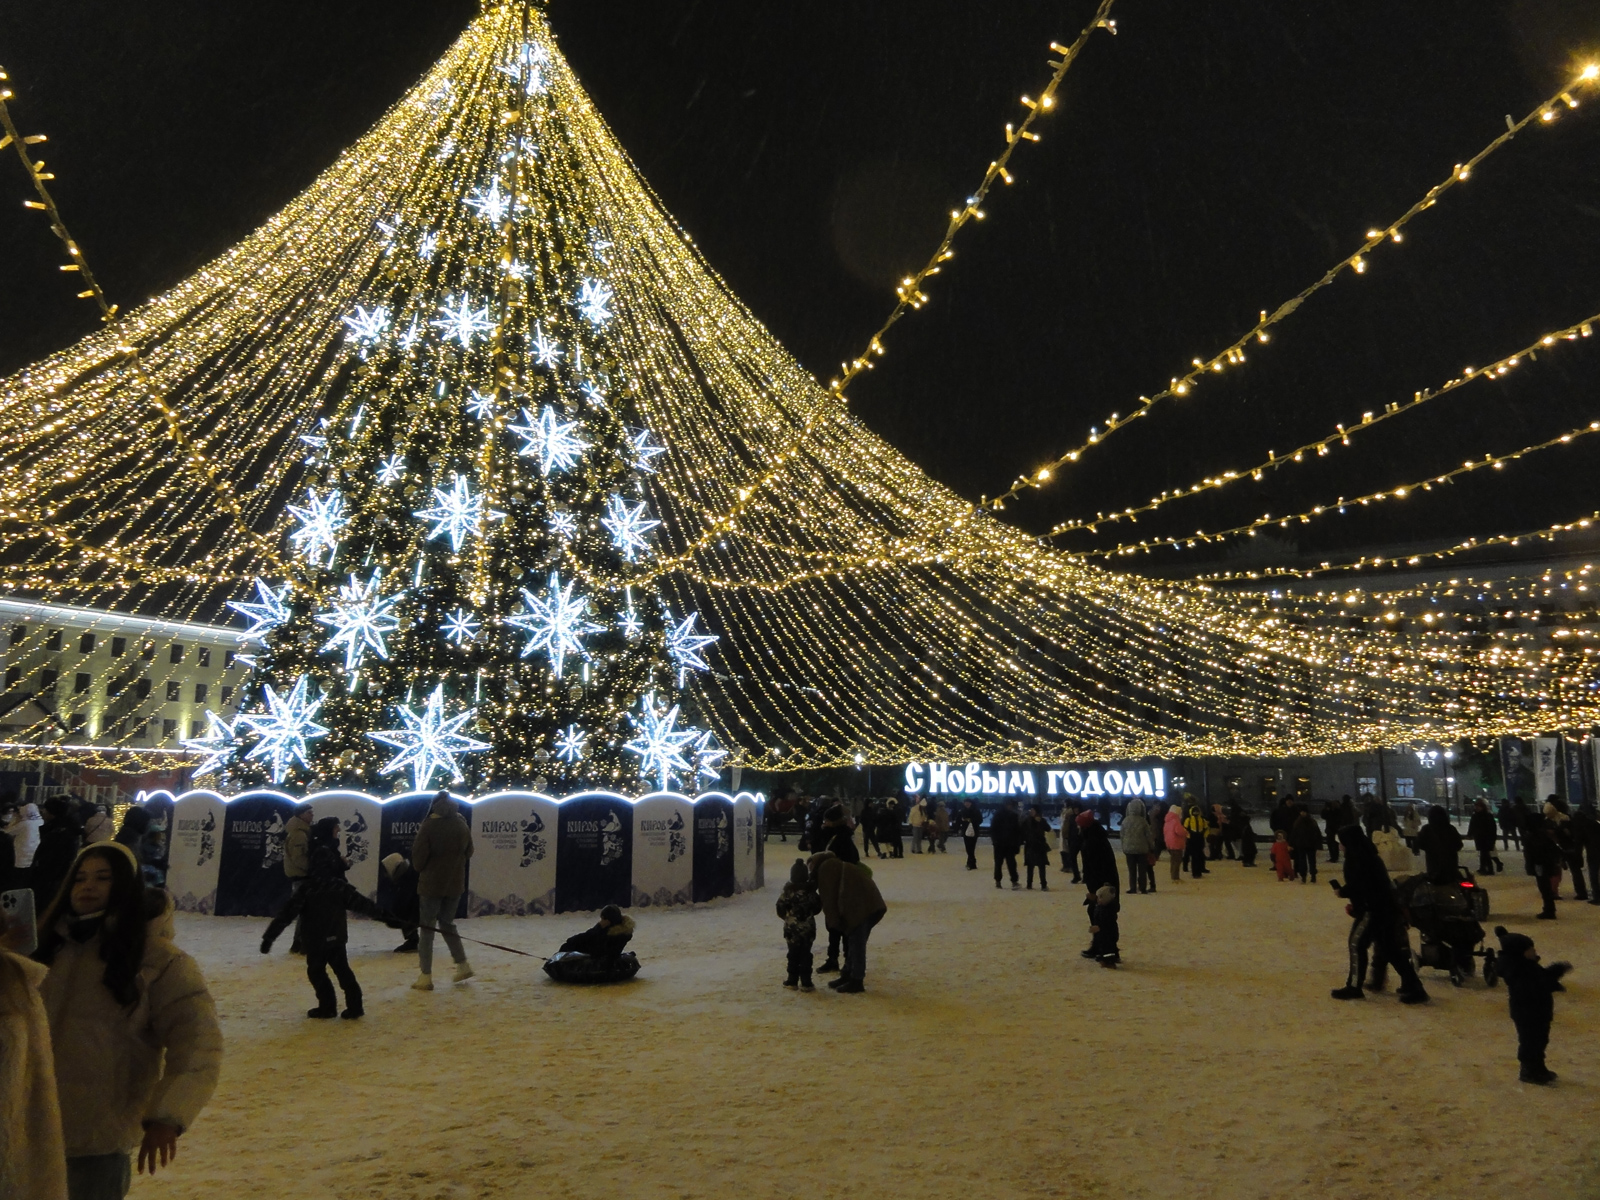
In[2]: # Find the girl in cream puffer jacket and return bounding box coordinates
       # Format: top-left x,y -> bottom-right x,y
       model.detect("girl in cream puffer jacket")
36,842 -> 222,1181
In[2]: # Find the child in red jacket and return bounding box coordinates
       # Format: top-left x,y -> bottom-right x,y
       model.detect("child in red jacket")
1270,831 -> 1294,881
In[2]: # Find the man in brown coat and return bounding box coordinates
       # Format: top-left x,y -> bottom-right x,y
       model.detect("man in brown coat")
808,850 -> 887,993
410,792 -> 474,991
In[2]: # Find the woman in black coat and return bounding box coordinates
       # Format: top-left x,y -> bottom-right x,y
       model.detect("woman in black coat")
29,796 -> 81,914
1522,813 -> 1564,919
1330,825 -> 1427,1003
1077,812 -> 1119,925
1415,805 -> 1464,883
1467,799 -> 1501,875
1021,805 -> 1051,891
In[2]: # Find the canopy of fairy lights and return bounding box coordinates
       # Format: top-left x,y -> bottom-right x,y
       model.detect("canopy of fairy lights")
1,0 -> 1596,777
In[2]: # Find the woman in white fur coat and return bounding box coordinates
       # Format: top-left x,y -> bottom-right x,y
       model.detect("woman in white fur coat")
0,904 -> 67,1199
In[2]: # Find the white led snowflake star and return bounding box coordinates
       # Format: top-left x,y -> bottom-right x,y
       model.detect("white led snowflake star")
531,321 -> 562,369
619,606 -> 643,640
555,723 -> 587,764
227,578 -> 291,638
341,304 -> 390,348
397,316 -> 424,352
665,609 -> 719,687
510,405 -> 588,475
691,729 -> 727,786
464,179 -> 511,224
287,488 -> 347,567
548,510 -> 578,539
624,693 -> 700,792
377,454 -> 407,485
602,493 -> 660,562
417,231 -> 439,261
466,390 -> 497,420
503,258 -> 530,280
315,569 -> 405,675
433,296 -> 494,347
507,570 -> 604,680
368,684 -> 490,793
442,607 -> 480,646
628,427 -> 666,473
580,379 -> 608,409
414,474 -> 504,553
237,675 -> 330,785
577,279 -> 614,327
182,709 -> 242,779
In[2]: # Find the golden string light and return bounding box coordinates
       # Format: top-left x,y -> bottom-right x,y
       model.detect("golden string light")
1185,509 -> 1600,584
824,0 -> 1118,402
1053,312 -> 1599,538
1076,417 -> 1600,559
984,63 -> 1600,511
0,4 -> 1598,775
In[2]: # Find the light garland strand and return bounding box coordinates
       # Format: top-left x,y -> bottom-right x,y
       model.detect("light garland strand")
1053,312 -> 1598,538
983,64 -> 1600,512
823,0 -> 1118,404
1183,509 -> 1600,584
1076,417 -> 1600,559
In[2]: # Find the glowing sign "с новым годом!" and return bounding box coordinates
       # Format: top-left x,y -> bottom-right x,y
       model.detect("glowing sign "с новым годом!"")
903,762 -> 1168,799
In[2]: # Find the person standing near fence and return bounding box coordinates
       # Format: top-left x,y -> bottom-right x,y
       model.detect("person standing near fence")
410,792 -> 474,991
959,800 -> 982,871
1120,799 -> 1155,894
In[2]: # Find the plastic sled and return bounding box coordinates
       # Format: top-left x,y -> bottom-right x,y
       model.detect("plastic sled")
542,950 -> 642,983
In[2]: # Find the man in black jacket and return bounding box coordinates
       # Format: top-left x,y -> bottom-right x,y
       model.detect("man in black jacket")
1572,803 -> 1600,905
1493,926 -> 1572,1084
1329,825 -> 1427,1003
1415,805 -> 1464,883
1076,810 -> 1120,928
262,818 -> 399,1019
990,799 -> 1021,890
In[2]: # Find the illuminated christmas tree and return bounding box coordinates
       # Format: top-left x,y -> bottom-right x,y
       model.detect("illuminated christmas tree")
216,27 -> 721,795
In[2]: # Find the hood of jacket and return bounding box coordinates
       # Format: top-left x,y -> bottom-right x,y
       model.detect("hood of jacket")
429,794 -> 459,818
608,915 -> 637,939
1124,800 -> 1146,822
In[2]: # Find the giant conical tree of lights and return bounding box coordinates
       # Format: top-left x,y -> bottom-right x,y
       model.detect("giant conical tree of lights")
0,1 -> 1594,788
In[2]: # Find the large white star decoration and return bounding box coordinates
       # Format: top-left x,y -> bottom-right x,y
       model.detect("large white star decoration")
555,723 -> 587,764
433,296 -> 494,347
624,693 -> 701,792
342,305 -> 390,346
531,321 -> 562,369
368,684 -> 490,793
509,405 -> 588,476
577,279 -> 614,327
464,179 -> 511,224
181,709 -> 242,779
467,389 -> 498,420
665,609 -> 719,687
287,488 -> 347,568
413,474 -> 504,553
506,571 -> 604,679
442,607 -> 480,647
602,493 -> 660,562
417,231 -> 439,261
397,316 -> 424,352
226,578 -> 291,638
548,510 -> 578,540
236,675 -> 330,785
691,729 -> 727,786
315,569 -> 405,675
628,426 -> 666,473
377,454 -> 407,485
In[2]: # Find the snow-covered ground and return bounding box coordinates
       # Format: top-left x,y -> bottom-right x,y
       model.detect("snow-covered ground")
141,843 -> 1598,1199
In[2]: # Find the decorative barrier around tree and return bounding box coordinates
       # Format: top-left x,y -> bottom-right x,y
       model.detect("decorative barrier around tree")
154,788 -> 764,918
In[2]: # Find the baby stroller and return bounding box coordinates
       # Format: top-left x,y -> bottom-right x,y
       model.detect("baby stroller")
1396,867 -> 1498,987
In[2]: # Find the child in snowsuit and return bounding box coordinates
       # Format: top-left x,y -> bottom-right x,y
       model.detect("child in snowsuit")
775,858 -> 821,990
262,818 -> 399,1019
1082,884 -> 1120,967
1493,925 -> 1572,1085
1271,831 -> 1294,881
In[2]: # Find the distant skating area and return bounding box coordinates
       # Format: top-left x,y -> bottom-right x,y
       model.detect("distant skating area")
149,851 -> 1598,1199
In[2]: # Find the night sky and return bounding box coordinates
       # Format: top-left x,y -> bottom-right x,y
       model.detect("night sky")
3,1 -> 1599,574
